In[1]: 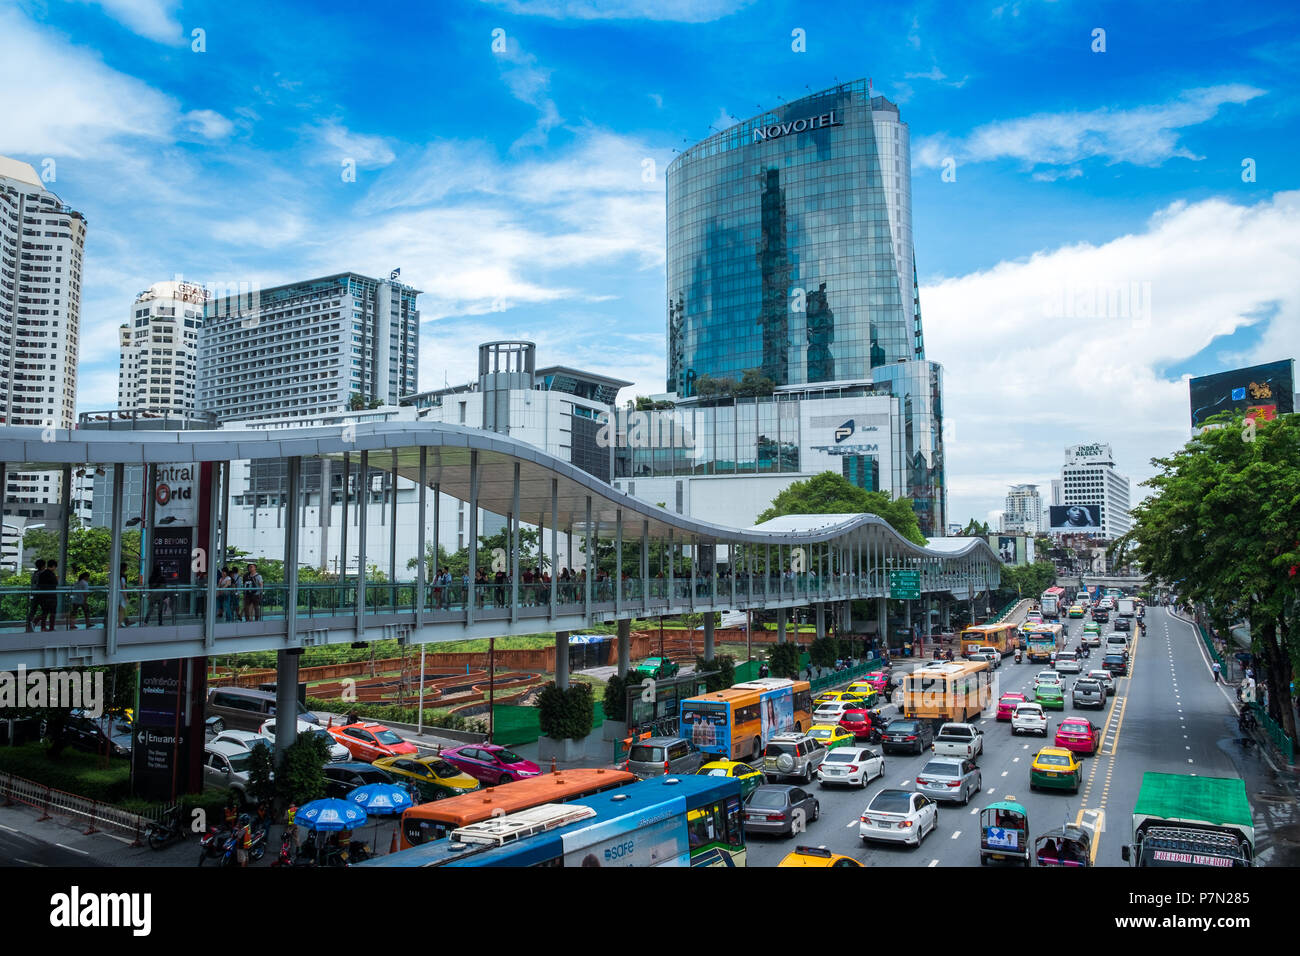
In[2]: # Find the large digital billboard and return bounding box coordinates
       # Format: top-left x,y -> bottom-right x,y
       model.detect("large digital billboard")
1189,360 -> 1295,428
1050,505 -> 1101,530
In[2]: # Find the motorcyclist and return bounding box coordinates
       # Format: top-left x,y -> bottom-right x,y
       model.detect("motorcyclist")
1014,647 -> 1023,664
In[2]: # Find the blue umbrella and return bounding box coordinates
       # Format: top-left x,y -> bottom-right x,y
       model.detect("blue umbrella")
297,798 -> 368,832
348,784 -> 413,815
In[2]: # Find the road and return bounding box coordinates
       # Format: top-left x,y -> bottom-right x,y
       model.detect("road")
746,606 -> 1288,867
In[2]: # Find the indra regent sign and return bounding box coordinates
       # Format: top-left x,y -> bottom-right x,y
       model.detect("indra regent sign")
752,110 -> 842,143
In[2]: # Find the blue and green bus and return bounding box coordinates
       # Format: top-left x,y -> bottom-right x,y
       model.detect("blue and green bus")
362,775 -> 746,867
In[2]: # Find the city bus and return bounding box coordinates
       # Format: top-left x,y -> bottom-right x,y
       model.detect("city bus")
398,767 -> 637,849
902,660 -> 992,724
959,622 -> 1019,657
679,678 -> 813,763
367,775 -> 746,867
1025,622 -> 1064,663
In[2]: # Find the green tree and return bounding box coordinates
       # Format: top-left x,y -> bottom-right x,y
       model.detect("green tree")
757,472 -> 926,546
1126,412 -> 1299,745
538,683 -> 595,741
734,368 -> 776,398
809,636 -> 841,669
602,673 -> 629,723
694,653 -> 735,692
23,527 -> 142,577
349,393 -> 366,411
767,643 -> 801,680
959,518 -> 991,536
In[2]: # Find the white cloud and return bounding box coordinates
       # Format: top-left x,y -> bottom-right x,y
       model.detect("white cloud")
478,0 -> 754,21
494,35 -> 562,150
184,109 -> 234,140
309,120 -> 395,168
914,85 -> 1265,172
923,191 -> 1300,520
70,0 -> 183,43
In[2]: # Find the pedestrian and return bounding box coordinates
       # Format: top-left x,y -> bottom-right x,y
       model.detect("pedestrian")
25,559 -> 47,632
237,814 -> 252,868
243,563 -> 263,621
116,562 -> 131,627
285,803 -> 299,855
1212,660 -> 1222,683
37,559 -> 59,631
66,570 -> 91,629
148,564 -> 168,625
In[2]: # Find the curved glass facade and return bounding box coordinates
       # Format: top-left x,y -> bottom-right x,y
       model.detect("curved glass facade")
666,80 -> 917,395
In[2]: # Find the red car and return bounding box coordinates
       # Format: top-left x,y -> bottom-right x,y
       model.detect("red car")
996,693 -> 1027,721
440,743 -> 542,786
326,722 -> 418,762
1054,717 -> 1099,755
838,708 -> 874,740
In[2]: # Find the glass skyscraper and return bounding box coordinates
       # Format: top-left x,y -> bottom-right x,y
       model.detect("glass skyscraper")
666,80 -> 921,394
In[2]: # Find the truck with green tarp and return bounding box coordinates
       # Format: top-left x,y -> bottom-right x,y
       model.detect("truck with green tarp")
1121,772 -> 1255,867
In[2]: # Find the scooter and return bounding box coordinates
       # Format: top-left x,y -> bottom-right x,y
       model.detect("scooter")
146,808 -> 185,851
1014,649 -> 1023,664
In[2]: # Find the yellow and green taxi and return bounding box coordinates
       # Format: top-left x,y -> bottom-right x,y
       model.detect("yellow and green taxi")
696,760 -> 764,799
1067,605 -> 1086,618
372,754 -> 482,802
778,845 -> 863,867
814,689 -> 872,708
844,682 -> 880,705
808,723 -> 856,750
1029,747 -> 1082,793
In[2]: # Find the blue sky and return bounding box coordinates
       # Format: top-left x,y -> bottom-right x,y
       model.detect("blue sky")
3,0 -> 1298,526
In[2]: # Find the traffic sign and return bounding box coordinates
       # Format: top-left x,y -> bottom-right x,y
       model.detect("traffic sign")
889,569 -> 920,599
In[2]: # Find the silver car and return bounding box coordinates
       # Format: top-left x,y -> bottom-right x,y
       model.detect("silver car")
626,737 -> 703,779
1071,678 -> 1106,709
914,757 -> 982,805
762,733 -> 828,784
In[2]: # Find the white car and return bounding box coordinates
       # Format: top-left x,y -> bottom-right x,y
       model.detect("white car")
1054,651 -> 1082,674
817,745 -> 884,788
258,718 -> 351,762
859,788 -> 938,847
1012,703 -> 1049,736
812,702 -> 852,724
1035,671 -> 1063,690
210,729 -> 272,754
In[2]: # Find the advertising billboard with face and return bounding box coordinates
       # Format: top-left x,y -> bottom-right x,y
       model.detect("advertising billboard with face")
1189,360 -> 1295,428
1050,505 -> 1101,530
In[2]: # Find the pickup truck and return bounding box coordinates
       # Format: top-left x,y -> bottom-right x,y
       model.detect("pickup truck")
932,722 -> 984,759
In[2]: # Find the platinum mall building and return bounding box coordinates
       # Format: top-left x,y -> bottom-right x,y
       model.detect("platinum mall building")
612,80 -> 947,537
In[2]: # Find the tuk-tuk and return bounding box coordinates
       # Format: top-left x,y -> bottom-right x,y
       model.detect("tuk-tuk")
979,801 -> 1029,865
1034,826 -> 1093,867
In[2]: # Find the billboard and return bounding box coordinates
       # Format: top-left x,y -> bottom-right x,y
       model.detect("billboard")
1189,360 -> 1295,428
997,536 -> 1018,564
1050,505 -> 1101,530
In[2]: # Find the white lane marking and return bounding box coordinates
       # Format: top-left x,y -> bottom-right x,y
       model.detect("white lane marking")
899,779 -> 909,786
14,859 -> 45,867
846,820 -> 857,829
1188,759 -> 1194,763
1001,771 -> 1008,777
1013,757 -> 1020,762
928,859 -> 939,867
55,844 -> 88,855
951,830 -> 961,840
1022,744 -> 1029,749
970,807 -> 979,814
987,788 -> 996,794
0,824 -> 19,834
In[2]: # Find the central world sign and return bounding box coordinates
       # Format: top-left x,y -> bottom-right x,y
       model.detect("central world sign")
752,110 -> 842,143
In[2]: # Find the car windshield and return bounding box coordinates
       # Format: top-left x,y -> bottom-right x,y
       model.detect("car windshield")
226,753 -> 252,774
1000,696 -> 1022,705
940,726 -> 971,738
748,790 -> 788,809
809,728 -> 832,738
1062,722 -> 1088,732
921,761 -> 959,776
495,749 -> 524,764
1038,753 -> 1072,767
1017,707 -> 1043,716
426,760 -> 461,778
867,791 -> 912,813
701,767 -> 730,777
374,730 -> 404,745
824,751 -> 858,763
1105,655 -> 1124,664
764,743 -> 795,758
843,711 -> 869,720
629,746 -> 664,762
1075,682 -> 1100,692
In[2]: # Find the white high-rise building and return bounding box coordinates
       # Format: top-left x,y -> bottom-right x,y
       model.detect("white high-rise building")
1060,443 -> 1131,538
1001,483 -> 1042,535
118,280 -> 208,414
0,155 -> 86,520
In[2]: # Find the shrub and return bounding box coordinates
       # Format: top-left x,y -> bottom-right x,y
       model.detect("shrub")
304,697 -> 468,731
602,674 -> 628,723
695,654 -> 735,692
538,683 -> 594,740
809,637 -> 840,669
276,732 -> 330,807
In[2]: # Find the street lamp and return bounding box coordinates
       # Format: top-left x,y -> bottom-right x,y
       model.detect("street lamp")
2,522 -> 44,574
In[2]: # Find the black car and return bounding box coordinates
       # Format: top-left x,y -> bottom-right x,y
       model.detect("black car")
879,719 -> 935,755
1113,617 -> 1131,632
1092,609 -> 1110,622
1102,653 -> 1128,676
321,762 -> 399,799
55,711 -> 133,758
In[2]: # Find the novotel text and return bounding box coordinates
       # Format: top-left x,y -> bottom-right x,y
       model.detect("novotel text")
753,111 -> 841,143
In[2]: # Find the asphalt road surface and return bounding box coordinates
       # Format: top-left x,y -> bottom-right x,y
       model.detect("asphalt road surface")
746,607 -> 1270,867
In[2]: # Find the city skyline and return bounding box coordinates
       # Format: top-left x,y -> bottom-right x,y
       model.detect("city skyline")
1,0 -> 1296,525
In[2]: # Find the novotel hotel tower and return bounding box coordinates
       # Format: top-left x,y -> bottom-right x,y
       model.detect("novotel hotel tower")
666,79 -> 922,394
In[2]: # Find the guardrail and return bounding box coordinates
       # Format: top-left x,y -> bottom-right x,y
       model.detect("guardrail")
809,658 -> 884,694
0,770 -> 156,845
1248,703 -> 1295,764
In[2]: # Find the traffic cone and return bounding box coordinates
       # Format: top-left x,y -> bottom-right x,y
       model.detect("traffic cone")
389,828 -> 399,855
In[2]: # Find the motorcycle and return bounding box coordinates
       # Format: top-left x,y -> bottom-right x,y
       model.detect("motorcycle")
1239,709 -> 1257,734
197,823 -> 234,866
1014,649 -> 1023,664
146,807 -> 185,851
271,830 -> 305,867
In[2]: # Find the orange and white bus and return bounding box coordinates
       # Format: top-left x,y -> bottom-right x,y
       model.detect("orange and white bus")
679,678 -> 813,763
960,622 -> 1019,657
902,660 -> 992,723
399,767 -> 636,848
